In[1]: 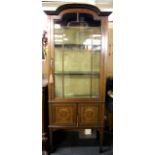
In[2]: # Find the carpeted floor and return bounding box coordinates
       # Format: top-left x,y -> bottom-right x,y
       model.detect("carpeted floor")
42,146 -> 112,155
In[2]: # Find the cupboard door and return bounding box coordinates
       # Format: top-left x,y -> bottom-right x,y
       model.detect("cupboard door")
78,104 -> 100,126
51,104 -> 77,126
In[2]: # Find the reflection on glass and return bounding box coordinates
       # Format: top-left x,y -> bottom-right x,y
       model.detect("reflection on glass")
54,24 -> 63,45
54,23 -> 63,72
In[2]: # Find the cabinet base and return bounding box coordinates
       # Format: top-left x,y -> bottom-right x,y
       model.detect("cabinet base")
48,128 -> 104,153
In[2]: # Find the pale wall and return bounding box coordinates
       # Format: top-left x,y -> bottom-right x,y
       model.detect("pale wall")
106,22 -> 113,78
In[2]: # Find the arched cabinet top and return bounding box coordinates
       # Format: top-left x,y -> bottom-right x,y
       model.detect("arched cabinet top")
44,3 -> 111,17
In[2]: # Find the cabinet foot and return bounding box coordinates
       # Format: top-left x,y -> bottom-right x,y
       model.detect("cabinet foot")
48,146 -> 54,154
99,148 -> 103,153
48,130 -> 54,154
99,128 -> 104,154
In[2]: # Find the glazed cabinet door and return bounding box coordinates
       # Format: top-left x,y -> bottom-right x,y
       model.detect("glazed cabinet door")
53,17 -> 101,100
49,104 -> 77,126
78,104 -> 103,126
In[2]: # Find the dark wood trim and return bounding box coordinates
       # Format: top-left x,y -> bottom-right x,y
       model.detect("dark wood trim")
99,17 -> 108,101
62,27 -> 65,98
90,31 -> 93,98
44,3 -> 111,16
48,125 -> 104,129
101,17 -> 108,101
48,98 -> 104,102
47,16 -> 53,101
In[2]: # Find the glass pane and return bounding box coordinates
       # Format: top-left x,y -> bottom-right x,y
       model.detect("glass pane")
64,75 -> 91,98
55,75 -> 63,97
92,27 -> 101,73
54,23 -> 63,72
92,51 -> 100,72
91,27 -> 101,97
63,27 -> 79,44
64,48 -> 91,72
92,76 -> 99,98
63,27 -> 92,72
53,15 -> 101,99
55,48 -> 63,72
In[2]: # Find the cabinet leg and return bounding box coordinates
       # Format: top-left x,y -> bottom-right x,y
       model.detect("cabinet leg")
99,128 -> 104,153
48,129 -> 54,154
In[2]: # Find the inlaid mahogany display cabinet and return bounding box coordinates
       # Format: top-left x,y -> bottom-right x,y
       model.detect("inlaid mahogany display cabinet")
44,3 -> 111,153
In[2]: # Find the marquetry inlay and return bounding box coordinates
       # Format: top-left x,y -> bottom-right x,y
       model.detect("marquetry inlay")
56,107 -> 71,122
79,105 -> 99,125
52,104 -> 76,125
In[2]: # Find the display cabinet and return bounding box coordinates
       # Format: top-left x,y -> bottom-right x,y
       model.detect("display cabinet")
44,3 -> 111,153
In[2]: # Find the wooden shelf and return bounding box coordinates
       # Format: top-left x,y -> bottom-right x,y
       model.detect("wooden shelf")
55,44 -> 101,49
54,71 -> 100,76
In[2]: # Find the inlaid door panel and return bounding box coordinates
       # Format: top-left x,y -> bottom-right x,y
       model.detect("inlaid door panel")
78,104 -> 100,126
51,104 -> 77,126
